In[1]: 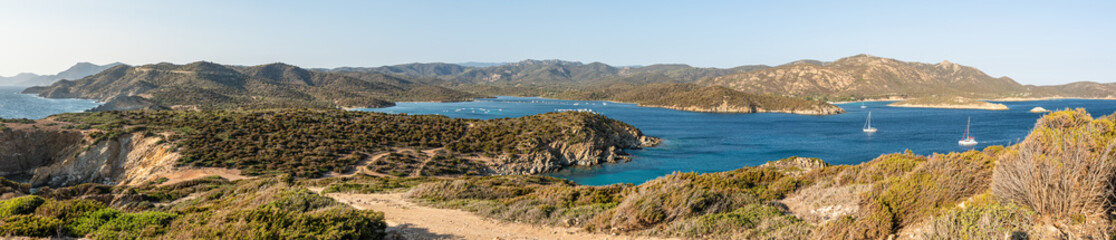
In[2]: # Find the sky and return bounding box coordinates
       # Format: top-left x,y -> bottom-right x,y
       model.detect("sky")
0,0 -> 1113,85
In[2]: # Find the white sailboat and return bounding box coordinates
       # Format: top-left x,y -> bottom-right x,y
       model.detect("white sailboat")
862,112 -> 877,133
860,102 -> 866,109
958,117 -> 978,146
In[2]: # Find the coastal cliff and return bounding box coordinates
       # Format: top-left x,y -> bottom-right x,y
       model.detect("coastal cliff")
31,132 -> 180,187
0,125 -> 180,188
0,127 -> 85,176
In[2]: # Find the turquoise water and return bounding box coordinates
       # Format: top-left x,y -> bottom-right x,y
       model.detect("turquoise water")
362,96 -> 1116,185
0,86 -> 101,119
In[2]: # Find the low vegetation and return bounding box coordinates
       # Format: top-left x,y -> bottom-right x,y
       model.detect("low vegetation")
50,109 -> 649,177
0,176 -> 387,239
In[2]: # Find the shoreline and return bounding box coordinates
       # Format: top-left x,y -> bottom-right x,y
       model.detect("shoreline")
887,103 -> 1009,110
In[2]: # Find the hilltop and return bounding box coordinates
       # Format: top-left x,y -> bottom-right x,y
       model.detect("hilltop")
23,62 -> 482,110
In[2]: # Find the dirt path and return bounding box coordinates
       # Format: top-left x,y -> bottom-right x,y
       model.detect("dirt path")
326,192 -> 671,240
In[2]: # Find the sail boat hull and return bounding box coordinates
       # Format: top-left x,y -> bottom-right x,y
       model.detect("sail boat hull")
958,117 -> 978,145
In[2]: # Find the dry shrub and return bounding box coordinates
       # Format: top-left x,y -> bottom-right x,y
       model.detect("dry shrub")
922,198 -> 1035,240
817,150 -> 997,239
991,109 -> 1116,237
589,167 -> 800,232
832,151 -> 927,185
649,203 -> 812,239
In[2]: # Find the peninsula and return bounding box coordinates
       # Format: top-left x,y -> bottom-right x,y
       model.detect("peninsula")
888,96 -> 1009,110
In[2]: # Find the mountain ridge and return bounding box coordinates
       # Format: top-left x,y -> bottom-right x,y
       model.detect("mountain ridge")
0,62 -> 124,86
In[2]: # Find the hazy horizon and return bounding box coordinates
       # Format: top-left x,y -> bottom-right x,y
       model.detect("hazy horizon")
1,1 -> 1113,85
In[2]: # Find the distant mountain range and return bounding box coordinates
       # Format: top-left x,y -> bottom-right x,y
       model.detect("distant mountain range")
0,62 -> 124,86
18,55 -> 1116,113
24,62 -> 481,110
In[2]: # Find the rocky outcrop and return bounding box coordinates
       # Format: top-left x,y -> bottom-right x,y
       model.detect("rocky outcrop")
491,122 -> 661,175
31,132 -> 180,187
761,156 -> 831,175
0,128 -> 85,176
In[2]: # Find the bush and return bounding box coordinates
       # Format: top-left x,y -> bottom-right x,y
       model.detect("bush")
0,214 -> 63,237
922,200 -> 1034,240
651,203 -> 811,239
0,195 -> 46,218
89,211 -> 178,240
992,109 -> 1116,222
34,199 -> 106,220
67,208 -> 121,237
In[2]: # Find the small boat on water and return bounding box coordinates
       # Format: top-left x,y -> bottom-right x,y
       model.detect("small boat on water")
862,112 -> 877,133
860,102 -> 866,109
958,117 -> 978,146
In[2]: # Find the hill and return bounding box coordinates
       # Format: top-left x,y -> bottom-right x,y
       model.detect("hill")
23,62 -> 483,110
703,54 -> 1116,102
703,54 -> 1031,100
330,59 -> 768,86
0,62 -> 124,86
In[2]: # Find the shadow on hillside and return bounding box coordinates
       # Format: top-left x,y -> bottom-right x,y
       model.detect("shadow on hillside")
385,223 -> 461,240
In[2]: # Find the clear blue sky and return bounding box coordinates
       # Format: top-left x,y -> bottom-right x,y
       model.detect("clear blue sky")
1,0 -> 1113,85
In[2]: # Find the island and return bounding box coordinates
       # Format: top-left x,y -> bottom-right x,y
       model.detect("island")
887,96 -> 1009,110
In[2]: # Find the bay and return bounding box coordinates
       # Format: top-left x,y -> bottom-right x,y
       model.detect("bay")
360,96 -> 1116,185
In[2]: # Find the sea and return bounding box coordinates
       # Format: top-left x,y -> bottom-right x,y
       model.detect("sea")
360,96 -> 1116,185
3,86 -> 1114,186
0,86 -> 100,119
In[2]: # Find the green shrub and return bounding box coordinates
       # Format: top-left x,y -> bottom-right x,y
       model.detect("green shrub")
67,208 -> 121,237
216,206 -> 387,239
34,199 -> 106,220
0,195 -> 46,218
89,211 -> 178,240
0,214 -> 63,237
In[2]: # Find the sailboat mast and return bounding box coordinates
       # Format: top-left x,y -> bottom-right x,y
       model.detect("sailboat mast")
963,117 -> 971,138
865,112 -> 871,128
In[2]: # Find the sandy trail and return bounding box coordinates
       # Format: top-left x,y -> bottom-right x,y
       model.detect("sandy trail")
326,192 -> 671,240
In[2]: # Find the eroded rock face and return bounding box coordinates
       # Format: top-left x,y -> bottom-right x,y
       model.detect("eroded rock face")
31,132 -> 180,187
0,128 -> 85,176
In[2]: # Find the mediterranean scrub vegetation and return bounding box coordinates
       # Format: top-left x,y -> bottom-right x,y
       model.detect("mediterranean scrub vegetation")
50,108 -> 649,177
0,176 -> 386,239
403,109 -> 1116,239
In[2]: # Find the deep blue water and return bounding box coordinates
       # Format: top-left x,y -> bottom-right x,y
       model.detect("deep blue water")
0,86 -> 101,119
360,96 -> 1116,186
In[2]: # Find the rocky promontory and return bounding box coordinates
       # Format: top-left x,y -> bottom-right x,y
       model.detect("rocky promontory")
641,101 -> 845,115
